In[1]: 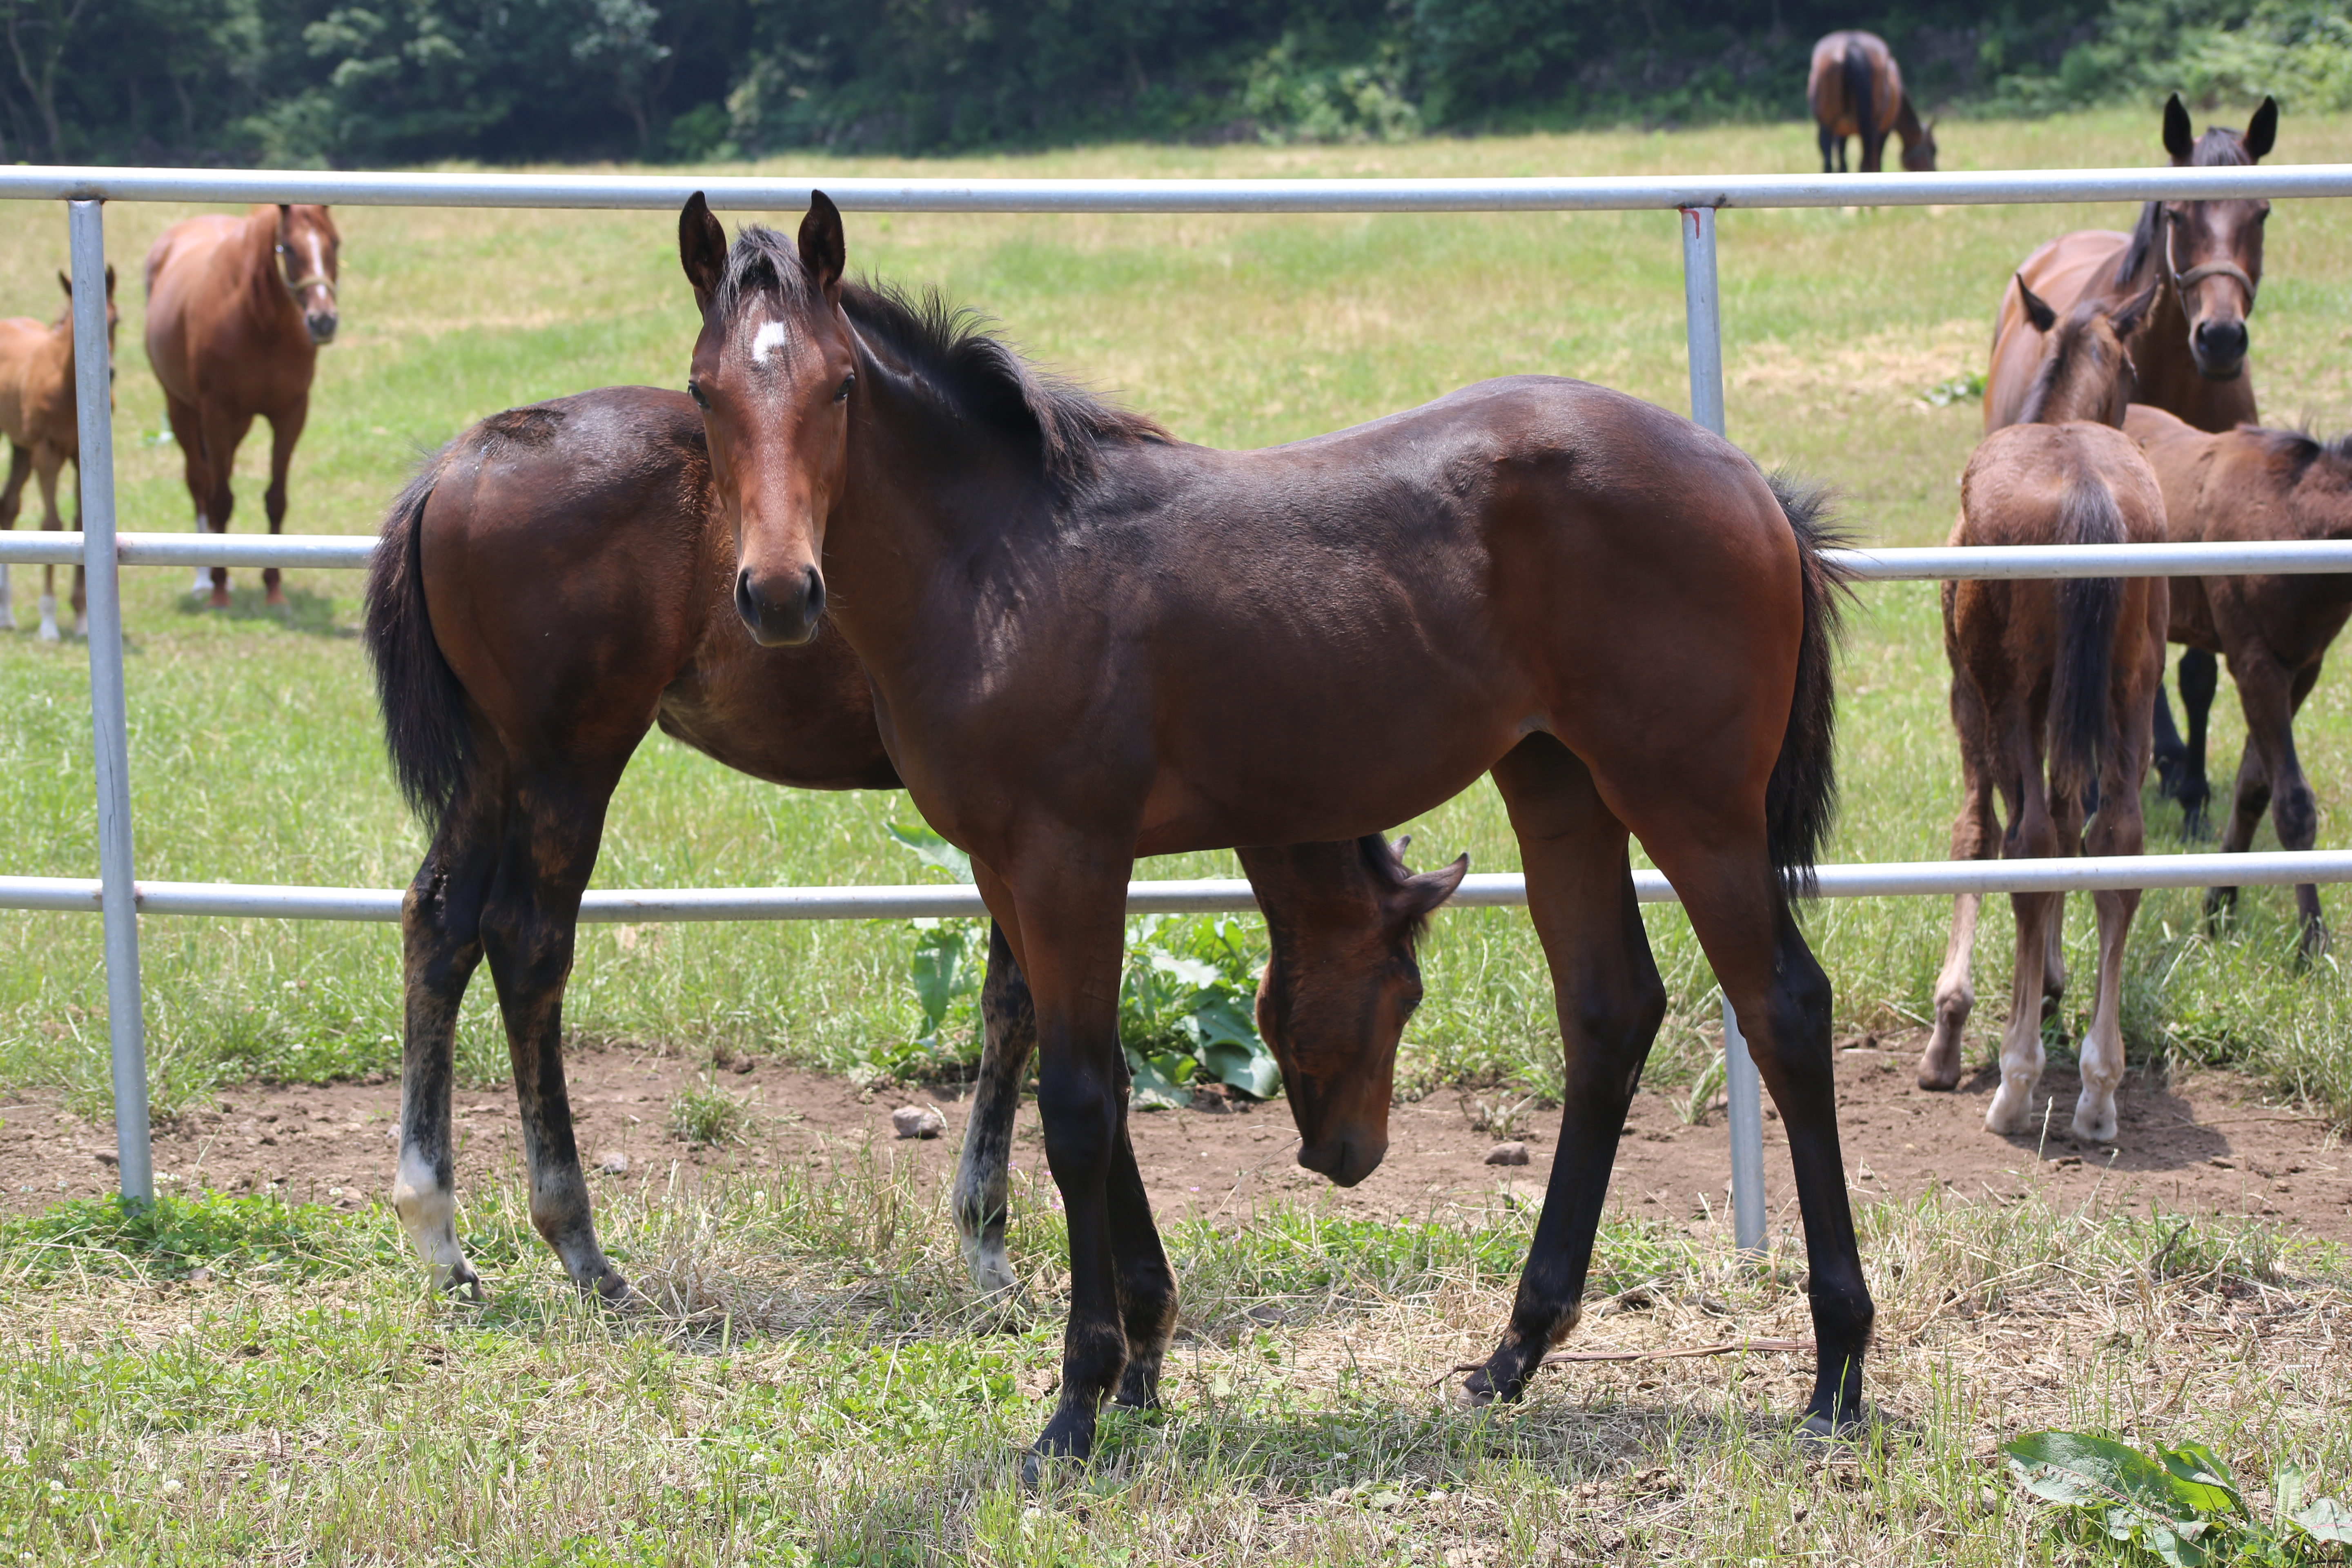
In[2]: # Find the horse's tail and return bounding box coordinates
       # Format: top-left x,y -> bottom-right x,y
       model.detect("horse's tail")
2048,476 -> 2126,803
1764,473 -> 1852,902
1843,40 -> 1874,142
362,448 -> 472,831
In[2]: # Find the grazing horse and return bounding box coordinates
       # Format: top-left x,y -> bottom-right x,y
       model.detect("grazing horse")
679,194 -> 1868,1474
145,203 -> 341,608
1808,31 -> 1936,174
1920,277 -> 2168,1145
0,265 -> 114,640
361,385 -> 1463,1303
2127,404 -> 2352,962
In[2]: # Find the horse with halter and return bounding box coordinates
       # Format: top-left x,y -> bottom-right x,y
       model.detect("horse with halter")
0,263 -> 115,640
145,203 -> 341,608
678,192 -> 1866,1475
1808,31 -> 1936,174
361,385 -> 1463,1304
1922,277 -> 2168,1145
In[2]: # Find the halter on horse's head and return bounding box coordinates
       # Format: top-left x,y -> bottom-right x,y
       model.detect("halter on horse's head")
274,203 -> 341,346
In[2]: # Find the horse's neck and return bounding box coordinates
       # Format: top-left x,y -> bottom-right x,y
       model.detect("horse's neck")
1893,96 -> 1922,140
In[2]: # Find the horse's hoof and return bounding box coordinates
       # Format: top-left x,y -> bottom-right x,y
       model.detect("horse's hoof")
1796,1412 -> 1864,1452
590,1269 -> 635,1307
2069,1107 -> 2118,1147
265,590 -> 286,609
1914,1060 -> 1960,1093
208,589 -> 229,610
962,1244 -> 1019,1302
1984,1086 -> 2034,1137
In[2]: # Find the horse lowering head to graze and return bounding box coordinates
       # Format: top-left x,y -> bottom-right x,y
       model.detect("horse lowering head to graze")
360,385 -> 1461,1306
2128,403 -> 2352,964
1808,31 -> 1933,173
681,191 -> 1871,1478
1987,94 -> 2276,436
145,203 -> 341,608
0,262 -> 116,641
1923,276 -> 2169,1148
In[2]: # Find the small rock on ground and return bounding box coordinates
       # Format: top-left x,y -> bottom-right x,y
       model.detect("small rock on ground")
597,1151 -> 630,1175
892,1105 -> 946,1140
1484,1141 -> 1529,1166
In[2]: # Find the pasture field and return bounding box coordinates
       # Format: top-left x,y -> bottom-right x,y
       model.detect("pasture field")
2,111 -> 2352,1566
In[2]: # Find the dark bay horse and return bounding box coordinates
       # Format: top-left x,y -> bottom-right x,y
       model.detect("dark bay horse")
1921,277 -> 2167,1143
1808,31 -> 1936,174
145,204 -> 341,608
0,264 -> 115,640
2128,403 -> 2352,961
360,385 -> 1463,1303
679,194 -> 1866,1472
1985,95 -> 2278,837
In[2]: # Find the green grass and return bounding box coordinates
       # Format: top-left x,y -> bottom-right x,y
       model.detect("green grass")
6,107 -> 2352,1115
0,1169 -> 2341,1564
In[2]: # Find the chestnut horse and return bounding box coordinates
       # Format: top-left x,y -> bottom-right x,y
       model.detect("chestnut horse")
0,264 -> 115,640
145,204 -> 341,608
361,385 -> 1463,1303
1808,31 -> 1936,174
679,194 -> 1865,1474
1921,276 -> 2167,1144
2127,404 -> 2352,962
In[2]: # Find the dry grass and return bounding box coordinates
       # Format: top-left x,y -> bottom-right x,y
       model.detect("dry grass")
0,1154 -> 2342,1565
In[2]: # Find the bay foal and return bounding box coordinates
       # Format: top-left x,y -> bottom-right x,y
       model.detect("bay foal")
2128,404 -> 2352,961
363,386 -> 1462,1302
0,265 -> 115,639
680,195 -> 1868,1472
145,204 -> 341,608
1807,31 -> 1936,173
1921,278 -> 2168,1144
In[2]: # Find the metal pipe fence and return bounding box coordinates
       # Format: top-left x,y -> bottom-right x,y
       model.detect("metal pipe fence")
7,161 -> 2350,1250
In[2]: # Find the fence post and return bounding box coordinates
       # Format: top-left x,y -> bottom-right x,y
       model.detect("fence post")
69,198 -> 151,1204
1682,204 -> 1766,1256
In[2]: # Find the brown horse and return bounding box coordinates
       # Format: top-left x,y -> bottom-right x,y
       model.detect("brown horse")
360,384 -> 1464,1304
1808,31 -> 1936,174
1920,277 -> 2167,1145
678,194 -> 1866,1473
145,204 -> 341,608
2128,403 -> 2352,962
1987,95 -> 2277,841
0,264 -> 114,640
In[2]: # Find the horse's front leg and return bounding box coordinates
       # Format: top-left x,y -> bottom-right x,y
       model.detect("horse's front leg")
261,398 -> 308,607
951,920 -> 1036,1298
0,442 -> 29,632
980,856 -> 1158,1482
2176,647 -> 2220,838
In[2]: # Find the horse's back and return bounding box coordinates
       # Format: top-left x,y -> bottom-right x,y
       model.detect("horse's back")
1809,30 -> 1898,134
1985,231 -> 2133,432
1960,420 -> 2165,547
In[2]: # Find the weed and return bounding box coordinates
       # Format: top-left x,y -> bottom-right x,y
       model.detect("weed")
667,1077 -> 751,1147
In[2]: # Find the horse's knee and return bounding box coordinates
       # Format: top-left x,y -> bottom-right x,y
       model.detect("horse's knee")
479,900 -> 572,993
2274,779 -> 2318,849
1034,1069 -> 1118,1176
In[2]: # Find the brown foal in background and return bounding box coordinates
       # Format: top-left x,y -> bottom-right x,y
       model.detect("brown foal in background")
0,264 -> 116,641
1922,277 -> 2168,1145
145,203 -> 341,608
1807,30 -> 1936,173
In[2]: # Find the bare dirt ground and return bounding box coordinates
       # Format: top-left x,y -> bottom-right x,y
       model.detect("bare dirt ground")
3,1029 -> 2345,1244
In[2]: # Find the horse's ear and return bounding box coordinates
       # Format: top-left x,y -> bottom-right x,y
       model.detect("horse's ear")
1389,852 -> 1470,928
56,269 -> 70,298
104,263 -> 116,298
2111,276 -> 2162,341
2163,93 -> 2194,162
2245,96 -> 2278,160
2015,274 -> 2057,334
678,192 -> 728,312
798,191 -> 846,301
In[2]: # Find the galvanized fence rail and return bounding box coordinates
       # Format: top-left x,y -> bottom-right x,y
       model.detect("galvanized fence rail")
4,160 -> 2350,1250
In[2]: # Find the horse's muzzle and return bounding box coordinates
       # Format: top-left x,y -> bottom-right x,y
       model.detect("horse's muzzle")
306,312 -> 339,345
2192,316 -> 2247,380
735,564 -> 826,647
1297,1127 -> 1387,1188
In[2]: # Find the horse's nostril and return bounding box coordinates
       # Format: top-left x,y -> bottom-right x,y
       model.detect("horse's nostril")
803,566 -> 825,619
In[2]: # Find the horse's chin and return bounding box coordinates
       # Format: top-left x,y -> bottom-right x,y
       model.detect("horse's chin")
2194,359 -> 2246,382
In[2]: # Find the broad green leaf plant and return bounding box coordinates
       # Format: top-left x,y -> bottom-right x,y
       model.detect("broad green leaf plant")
884,825 -> 1285,1104
2003,1430 -> 2352,1566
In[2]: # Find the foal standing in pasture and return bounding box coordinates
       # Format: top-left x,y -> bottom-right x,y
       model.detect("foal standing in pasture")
1921,278 -> 2168,1145
145,203 -> 341,608
362,386 -> 1462,1303
0,265 -> 116,641
1807,31 -> 1936,173
680,194 -> 1871,1473
2127,404 -> 2352,961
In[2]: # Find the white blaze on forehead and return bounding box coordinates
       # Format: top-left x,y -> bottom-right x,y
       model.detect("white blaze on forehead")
750,320 -> 789,367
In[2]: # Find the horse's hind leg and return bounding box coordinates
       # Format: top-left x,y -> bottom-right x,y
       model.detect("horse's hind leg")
952,920 -> 1036,1298
162,392 -> 210,596
0,440 -> 28,630
261,398 -> 307,607
2225,651 -> 2328,961
2176,648 -> 2220,838
32,446 -> 64,642
479,766 -> 630,1300
392,756 -> 507,1296
1463,736 -> 1667,1407
1924,673 -> 1998,1090
1818,125 -> 1837,174
197,404 -> 254,606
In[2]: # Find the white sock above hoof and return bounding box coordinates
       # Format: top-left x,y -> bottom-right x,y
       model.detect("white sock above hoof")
36,594 -> 58,643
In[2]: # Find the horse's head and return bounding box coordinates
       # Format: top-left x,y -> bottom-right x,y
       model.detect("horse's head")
1900,118 -> 1937,173
2154,92 -> 2276,381
1252,835 -> 1466,1188
275,204 -> 341,345
55,261 -> 118,349
679,191 -> 855,648
2014,272 -> 2159,428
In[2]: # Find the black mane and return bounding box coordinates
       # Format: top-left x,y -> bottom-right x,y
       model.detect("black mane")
2115,124 -> 2258,289
717,223 -> 1166,497
2255,423 -> 2352,482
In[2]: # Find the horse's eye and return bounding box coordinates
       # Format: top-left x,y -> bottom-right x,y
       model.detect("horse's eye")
688,379 -> 710,410
835,373 -> 856,403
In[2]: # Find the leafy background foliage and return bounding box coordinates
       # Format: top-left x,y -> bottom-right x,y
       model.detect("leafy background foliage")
5,0 -> 2348,166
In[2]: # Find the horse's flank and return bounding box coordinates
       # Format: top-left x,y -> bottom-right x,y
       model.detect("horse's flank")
0,264 -> 116,638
